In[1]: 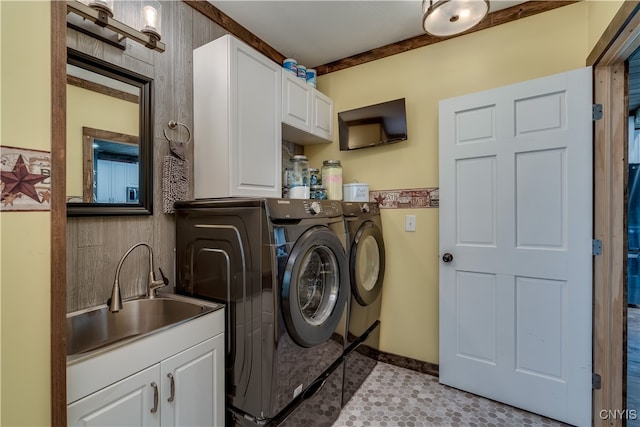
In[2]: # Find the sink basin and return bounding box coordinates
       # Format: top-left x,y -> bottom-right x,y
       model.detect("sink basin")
67,296 -> 217,357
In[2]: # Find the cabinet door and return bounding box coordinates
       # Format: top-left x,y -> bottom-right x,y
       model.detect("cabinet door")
282,71 -> 312,132
67,365 -> 160,427
110,161 -> 128,203
230,37 -> 282,198
312,90 -> 334,141
95,159 -> 112,203
160,334 -> 225,427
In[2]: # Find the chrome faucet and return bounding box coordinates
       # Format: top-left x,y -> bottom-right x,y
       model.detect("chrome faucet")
109,242 -> 168,312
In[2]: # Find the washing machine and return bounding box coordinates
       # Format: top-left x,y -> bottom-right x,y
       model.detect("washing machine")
341,201 -> 386,406
174,198 -> 348,426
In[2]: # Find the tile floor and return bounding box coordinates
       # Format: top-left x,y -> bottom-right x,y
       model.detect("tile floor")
333,362 -> 568,427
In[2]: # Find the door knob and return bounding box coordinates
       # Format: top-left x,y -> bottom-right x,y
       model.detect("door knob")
442,253 -> 454,263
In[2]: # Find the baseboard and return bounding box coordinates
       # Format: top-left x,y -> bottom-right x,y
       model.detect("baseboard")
356,345 -> 440,377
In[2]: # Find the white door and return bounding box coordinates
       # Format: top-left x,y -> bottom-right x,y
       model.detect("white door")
439,67 -> 592,426
67,365 -> 160,426
161,335 -> 225,427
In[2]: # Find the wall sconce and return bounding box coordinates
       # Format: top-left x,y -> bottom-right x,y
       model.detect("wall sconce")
140,1 -> 162,42
422,0 -> 489,37
66,0 -> 166,53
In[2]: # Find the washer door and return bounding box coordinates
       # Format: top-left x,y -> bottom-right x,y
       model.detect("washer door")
350,220 -> 386,306
282,226 -> 348,348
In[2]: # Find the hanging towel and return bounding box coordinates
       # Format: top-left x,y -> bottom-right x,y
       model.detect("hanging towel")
162,155 -> 189,214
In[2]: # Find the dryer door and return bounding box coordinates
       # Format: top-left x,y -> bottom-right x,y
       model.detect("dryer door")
350,220 -> 386,306
282,226 -> 348,347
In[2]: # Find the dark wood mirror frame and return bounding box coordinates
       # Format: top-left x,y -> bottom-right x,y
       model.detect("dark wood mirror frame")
66,48 -> 154,216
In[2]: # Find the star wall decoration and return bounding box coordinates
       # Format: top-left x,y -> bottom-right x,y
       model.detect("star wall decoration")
0,146 -> 51,212
1,154 -> 48,202
2,193 -> 21,207
369,187 -> 439,209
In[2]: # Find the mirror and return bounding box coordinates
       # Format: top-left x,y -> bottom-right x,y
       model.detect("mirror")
66,48 -> 153,216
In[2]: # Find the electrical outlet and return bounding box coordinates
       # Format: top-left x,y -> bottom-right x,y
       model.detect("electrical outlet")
405,215 -> 416,232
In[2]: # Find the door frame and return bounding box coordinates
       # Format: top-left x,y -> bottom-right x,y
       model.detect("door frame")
51,1 -> 68,425
589,2 -> 640,425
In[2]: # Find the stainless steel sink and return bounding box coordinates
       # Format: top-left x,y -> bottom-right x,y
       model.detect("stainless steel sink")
67,295 -> 217,357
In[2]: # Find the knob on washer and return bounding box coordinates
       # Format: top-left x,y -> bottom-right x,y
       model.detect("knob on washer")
309,201 -> 321,215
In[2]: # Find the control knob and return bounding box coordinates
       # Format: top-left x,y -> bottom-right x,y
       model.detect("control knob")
360,203 -> 370,213
309,201 -> 322,215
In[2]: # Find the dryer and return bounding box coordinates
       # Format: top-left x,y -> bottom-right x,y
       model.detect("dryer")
342,201 -> 386,406
174,198 -> 348,426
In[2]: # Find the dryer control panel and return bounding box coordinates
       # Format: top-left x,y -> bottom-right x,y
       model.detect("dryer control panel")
342,201 -> 380,217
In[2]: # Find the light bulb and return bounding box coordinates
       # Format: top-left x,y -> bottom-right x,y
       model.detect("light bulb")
140,1 -> 161,40
88,0 -> 114,17
143,6 -> 158,32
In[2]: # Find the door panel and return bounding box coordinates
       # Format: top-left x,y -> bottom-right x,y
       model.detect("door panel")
515,276 -> 565,379
456,271 -> 497,364
515,149 -> 566,249
456,156 -> 497,246
439,67 -> 592,426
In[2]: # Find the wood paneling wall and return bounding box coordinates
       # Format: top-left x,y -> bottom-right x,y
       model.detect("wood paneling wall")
66,1 -> 227,312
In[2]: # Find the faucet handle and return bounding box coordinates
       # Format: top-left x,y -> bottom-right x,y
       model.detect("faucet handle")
148,267 -> 169,299
158,267 -> 170,287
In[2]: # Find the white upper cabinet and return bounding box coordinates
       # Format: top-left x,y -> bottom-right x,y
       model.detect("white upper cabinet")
193,35 -> 282,198
282,71 -> 334,144
282,71 -> 312,131
312,90 -> 333,141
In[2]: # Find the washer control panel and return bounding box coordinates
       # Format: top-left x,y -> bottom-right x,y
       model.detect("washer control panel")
304,200 -> 342,217
267,198 -> 343,219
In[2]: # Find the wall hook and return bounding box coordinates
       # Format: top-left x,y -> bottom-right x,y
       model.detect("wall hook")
163,121 -> 191,161
163,120 -> 192,145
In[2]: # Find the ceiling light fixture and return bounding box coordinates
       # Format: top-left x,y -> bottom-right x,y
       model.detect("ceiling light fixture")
422,0 -> 490,37
66,0 -> 165,53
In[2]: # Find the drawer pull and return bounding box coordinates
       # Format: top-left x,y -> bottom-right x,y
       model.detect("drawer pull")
150,382 -> 159,413
168,373 -> 175,402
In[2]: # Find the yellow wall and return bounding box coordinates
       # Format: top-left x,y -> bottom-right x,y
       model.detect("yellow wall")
588,0 -> 625,53
0,1 -> 52,425
308,1 -> 615,364
66,85 -> 138,197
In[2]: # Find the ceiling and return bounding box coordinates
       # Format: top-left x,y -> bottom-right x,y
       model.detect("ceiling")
209,0 -> 528,69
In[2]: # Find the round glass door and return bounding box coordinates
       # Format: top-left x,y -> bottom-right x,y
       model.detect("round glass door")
282,226 -> 348,347
298,245 -> 340,326
350,221 -> 385,306
355,235 -> 381,292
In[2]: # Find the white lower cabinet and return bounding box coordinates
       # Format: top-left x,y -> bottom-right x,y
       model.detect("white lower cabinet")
68,328 -> 225,427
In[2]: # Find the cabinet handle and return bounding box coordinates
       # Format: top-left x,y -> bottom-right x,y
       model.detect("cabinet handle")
150,382 -> 159,413
167,373 -> 175,403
